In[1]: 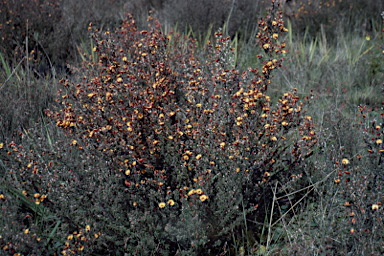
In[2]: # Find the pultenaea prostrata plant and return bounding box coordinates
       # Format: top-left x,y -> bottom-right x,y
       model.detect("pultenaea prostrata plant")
329,19 -> 384,254
278,15 -> 384,255
0,1 -> 317,255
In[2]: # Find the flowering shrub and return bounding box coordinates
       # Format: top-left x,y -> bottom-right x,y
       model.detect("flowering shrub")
0,2 -> 317,255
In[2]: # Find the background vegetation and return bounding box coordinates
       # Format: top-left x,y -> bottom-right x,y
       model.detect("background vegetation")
0,0 -> 384,255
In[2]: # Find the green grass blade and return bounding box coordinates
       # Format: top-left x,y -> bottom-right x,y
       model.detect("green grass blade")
287,19 -> 293,46
204,23 -> 214,45
40,112 -> 53,150
45,219 -> 61,247
0,52 -> 12,78
0,182 -> 46,218
353,44 -> 375,65
309,37 -> 317,63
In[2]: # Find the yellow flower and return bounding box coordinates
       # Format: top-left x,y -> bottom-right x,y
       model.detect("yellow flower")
372,204 -> 379,210
0,143 -> 3,149
196,189 -> 203,195
271,136 -> 277,141
376,139 -> 382,145
24,228 -> 29,234
125,170 -> 130,175
366,35 -> 370,41
188,189 -> 196,196
272,33 -> 278,39
272,21 -> 277,26
85,225 -> 90,232
220,142 -> 225,148
200,195 -> 208,202
168,200 -> 175,206
263,44 -> 269,50
67,234 -> 73,240
282,121 -> 288,126
158,202 -> 166,208
342,158 -> 349,165
196,154 -> 202,160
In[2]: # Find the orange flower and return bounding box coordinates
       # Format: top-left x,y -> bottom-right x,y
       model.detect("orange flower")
196,189 -> 203,195
200,195 -> 208,202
